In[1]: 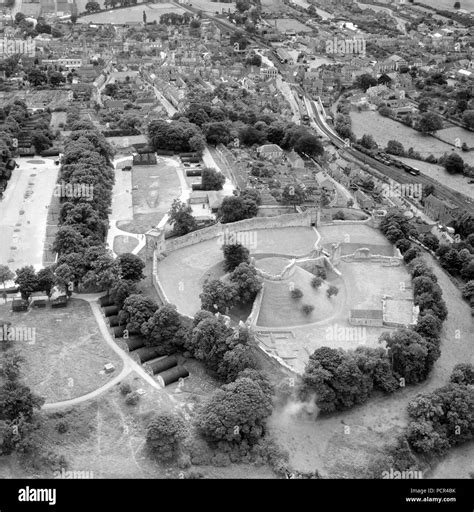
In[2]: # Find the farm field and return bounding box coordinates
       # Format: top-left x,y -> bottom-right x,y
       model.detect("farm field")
350,111 -> 474,167
185,0 -> 236,14
0,300 -> 123,404
78,3 -> 186,24
396,156 -> 474,201
274,18 -> 312,33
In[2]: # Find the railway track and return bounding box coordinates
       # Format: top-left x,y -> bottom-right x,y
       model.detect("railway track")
306,98 -> 474,214
169,4 -> 473,214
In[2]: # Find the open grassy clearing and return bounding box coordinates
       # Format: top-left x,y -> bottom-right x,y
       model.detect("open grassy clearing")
117,158 -> 182,235
269,250 -> 473,478
350,111 -> 474,167
78,3 -> 186,24
0,299 -> 123,404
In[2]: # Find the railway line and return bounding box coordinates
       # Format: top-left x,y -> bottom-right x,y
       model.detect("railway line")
304,96 -> 474,214
170,4 -> 473,215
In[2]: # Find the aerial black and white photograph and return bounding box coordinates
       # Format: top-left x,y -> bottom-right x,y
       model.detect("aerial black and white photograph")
0,0 -> 473,505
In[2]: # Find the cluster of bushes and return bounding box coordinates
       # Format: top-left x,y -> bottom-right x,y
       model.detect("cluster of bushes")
218,189 -> 261,224
366,363 -> 474,478
0,100 -> 54,154
148,119 -> 205,155
407,363 -> 473,456
199,243 -> 262,315
119,382 -> 140,406
300,346 -> 399,412
144,369 -> 285,471
100,109 -> 142,135
0,340 -> 44,458
435,233 -> 474,312
118,290 -> 258,384
201,168 -> 226,191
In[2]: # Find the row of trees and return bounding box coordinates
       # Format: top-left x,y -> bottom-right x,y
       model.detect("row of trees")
52,125 -> 114,289
49,122 -> 147,295
170,101 -> 324,157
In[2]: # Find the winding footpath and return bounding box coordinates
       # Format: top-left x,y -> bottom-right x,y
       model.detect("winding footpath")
42,294 -> 162,411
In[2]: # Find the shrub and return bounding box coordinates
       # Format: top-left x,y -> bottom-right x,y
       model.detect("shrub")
125,391 -> 140,406
301,347 -> 372,412
195,376 -> 273,444
119,382 -> 132,395
450,363 -> 474,385
146,413 -> 187,461
311,276 -> 323,289
290,287 -> 303,299
302,304 -> 314,315
56,421 -> 69,434
326,285 -> 339,298
316,267 -> 327,280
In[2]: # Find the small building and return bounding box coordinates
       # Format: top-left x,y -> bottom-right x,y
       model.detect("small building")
349,308 -> 384,327
29,292 -> 49,308
423,194 -> 459,226
257,144 -> 283,161
287,150 -> 305,169
11,299 -> 28,312
355,190 -> 375,210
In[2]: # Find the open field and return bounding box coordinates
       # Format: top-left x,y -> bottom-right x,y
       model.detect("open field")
0,300 -> 123,404
396,156 -> 474,201
113,235 -> 139,255
0,364 -> 276,479
185,0 -> 236,14
117,158 -> 182,235
157,227 -> 317,317
274,18 -> 313,33
256,265 -> 341,328
269,250 -> 473,478
78,3 -> 186,24
350,111 -> 474,167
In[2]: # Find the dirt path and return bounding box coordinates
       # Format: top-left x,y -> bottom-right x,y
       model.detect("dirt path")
43,295 -> 163,410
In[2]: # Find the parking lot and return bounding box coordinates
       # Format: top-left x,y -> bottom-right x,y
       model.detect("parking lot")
0,157 -> 59,276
